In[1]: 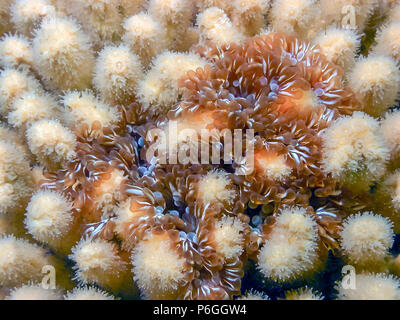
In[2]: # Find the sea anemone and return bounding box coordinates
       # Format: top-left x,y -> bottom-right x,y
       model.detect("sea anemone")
0,34 -> 33,68
69,237 -> 133,293
10,0 -> 56,37
211,216 -> 246,261
284,287 -> 324,300
148,0 -> 194,50
0,235 -> 68,287
195,170 -> 238,210
131,230 -> 188,299
26,119 -> 77,170
257,206 -> 320,281
138,51 -> 208,115
372,22 -> 400,64
32,16 -> 95,91
313,27 -> 360,72
339,212 -> 394,268
93,45 -> 143,105
373,171 -> 400,233
321,111 -> 389,192
8,91 -> 58,131
336,273 -> 400,300
383,171 -> 400,210
64,0 -> 122,44
348,55 -> 400,117
269,0 -> 320,39
380,111 -> 400,162
257,237 -> 318,282
66,0 -> 122,43
24,190 -> 78,253
64,286 -> 115,300
0,68 -> 42,115
196,7 -> 244,45
122,13 -> 166,66
237,289 -> 270,300
231,0 -> 270,36
117,166 -> 247,300
61,90 -> 120,129
5,283 -> 62,300
0,140 -> 34,215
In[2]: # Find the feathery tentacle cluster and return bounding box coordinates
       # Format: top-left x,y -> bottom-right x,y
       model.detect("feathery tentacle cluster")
0,0 -> 399,301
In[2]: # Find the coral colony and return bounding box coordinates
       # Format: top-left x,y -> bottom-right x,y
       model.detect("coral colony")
1,0 -> 400,302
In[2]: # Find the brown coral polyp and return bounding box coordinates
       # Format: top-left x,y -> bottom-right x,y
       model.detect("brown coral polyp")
34,31 -> 365,300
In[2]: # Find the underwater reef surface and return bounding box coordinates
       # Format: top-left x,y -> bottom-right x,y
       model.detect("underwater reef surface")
0,0 -> 400,300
